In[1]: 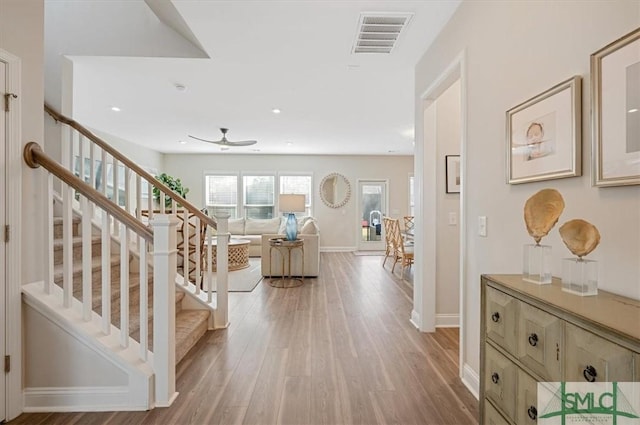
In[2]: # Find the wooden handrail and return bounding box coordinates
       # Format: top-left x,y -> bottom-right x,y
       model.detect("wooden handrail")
24,142 -> 154,242
44,104 -> 216,230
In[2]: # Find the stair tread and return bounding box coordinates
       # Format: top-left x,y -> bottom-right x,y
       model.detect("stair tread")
53,254 -> 120,279
53,234 -> 102,247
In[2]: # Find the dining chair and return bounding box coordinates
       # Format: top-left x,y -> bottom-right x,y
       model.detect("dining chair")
382,217 -> 394,267
389,218 -> 414,276
403,216 -> 415,233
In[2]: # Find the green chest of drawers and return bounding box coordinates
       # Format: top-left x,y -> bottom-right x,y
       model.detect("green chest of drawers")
480,274 -> 640,425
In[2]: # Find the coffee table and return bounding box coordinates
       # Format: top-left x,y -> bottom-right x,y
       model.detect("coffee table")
207,238 -> 250,271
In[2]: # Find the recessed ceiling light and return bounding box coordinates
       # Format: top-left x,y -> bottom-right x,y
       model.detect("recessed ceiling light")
286,141 -> 293,146
179,140 -> 187,145
175,83 -> 187,92
272,108 -> 281,114
628,108 -> 638,113
111,106 -> 121,112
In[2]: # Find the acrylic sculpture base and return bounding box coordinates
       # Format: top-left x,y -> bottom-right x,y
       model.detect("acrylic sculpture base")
562,258 -> 598,296
523,244 -> 552,284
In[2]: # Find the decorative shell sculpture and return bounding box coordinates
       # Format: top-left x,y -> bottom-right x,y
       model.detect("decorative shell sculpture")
524,189 -> 565,244
559,219 -> 601,259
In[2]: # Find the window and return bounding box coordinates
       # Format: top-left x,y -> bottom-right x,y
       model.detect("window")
205,174 -> 238,218
204,172 -> 313,219
279,174 -> 312,216
409,175 -> 415,216
243,175 -> 274,219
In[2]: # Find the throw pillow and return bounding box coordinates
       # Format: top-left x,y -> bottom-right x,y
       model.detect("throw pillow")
245,217 -> 280,234
227,218 -> 245,235
300,219 -> 319,235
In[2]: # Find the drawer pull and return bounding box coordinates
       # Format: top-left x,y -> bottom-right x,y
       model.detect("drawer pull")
528,333 -> 539,347
491,372 -> 500,384
528,406 -> 537,420
583,365 -> 597,382
491,312 -> 500,323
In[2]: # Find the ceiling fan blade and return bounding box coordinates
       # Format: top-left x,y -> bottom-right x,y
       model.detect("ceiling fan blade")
226,140 -> 257,146
188,134 -> 222,144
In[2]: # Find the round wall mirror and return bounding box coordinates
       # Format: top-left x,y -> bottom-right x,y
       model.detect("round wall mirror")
320,173 -> 351,208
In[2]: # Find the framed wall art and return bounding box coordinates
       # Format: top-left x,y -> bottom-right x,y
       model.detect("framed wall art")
445,155 -> 460,193
591,27 -> 640,187
506,76 -> 582,184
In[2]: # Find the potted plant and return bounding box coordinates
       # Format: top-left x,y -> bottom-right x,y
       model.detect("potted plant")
153,173 -> 189,208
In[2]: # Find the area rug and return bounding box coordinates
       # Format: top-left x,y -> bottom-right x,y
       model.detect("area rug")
204,258 -> 263,292
353,251 -> 385,256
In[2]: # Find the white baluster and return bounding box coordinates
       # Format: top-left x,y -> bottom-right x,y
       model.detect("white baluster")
81,195 -> 92,321
119,223 -> 129,348
139,236 -> 148,361
151,215 -> 178,407
182,210 -> 188,286
195,216 -> 201,290
45,173 -> 53,294
62,176 -> 73,309
214,213 -> 230,327
101,211 -> 111,335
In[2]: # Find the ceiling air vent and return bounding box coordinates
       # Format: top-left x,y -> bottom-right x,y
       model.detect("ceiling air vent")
352,13 -> 413,54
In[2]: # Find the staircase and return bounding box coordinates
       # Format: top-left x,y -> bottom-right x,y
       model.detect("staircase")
52,217 -> 210,365
21,106 -> 232,412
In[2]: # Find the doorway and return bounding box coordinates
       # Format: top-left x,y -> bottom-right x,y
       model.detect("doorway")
415,52 -> 468,389
356,180 -> 388,251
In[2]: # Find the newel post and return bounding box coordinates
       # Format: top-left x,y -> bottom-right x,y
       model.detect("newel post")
214,213 -> 230,328
151,215 -> 179,407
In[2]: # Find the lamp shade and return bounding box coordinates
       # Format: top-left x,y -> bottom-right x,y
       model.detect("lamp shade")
279,194 -> 306,213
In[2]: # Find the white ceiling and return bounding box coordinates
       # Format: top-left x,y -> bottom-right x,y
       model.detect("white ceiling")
46,0 -> 461,155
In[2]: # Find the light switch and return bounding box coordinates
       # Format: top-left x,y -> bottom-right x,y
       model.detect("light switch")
448,212 -> 457,226
478,216 -> 487,237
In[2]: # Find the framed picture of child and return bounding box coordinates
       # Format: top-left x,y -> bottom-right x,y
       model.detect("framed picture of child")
506,76 -> 582,184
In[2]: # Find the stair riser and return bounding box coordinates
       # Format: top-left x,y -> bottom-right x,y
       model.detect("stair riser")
53,239 -> 103,265
54,263 -> 122,288
53,220 -> 80,239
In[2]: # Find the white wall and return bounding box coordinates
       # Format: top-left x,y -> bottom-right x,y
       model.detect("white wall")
415,0 -> 640,385
163,154 -> 413,250
435,80 -> 461,322
0,0 -> 45,285
90,128 -> 165,173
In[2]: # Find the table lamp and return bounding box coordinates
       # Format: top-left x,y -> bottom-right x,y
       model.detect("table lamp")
279,194 -> 306,241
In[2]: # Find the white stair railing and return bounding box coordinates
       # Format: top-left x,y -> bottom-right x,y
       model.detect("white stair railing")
44,104 -> 227,320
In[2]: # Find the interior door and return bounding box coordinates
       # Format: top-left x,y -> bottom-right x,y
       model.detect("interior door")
0,59 -> 7,421
357,180 -> 387,251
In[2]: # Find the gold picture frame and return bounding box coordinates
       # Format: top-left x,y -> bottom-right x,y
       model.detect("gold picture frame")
506,76 -> 582,184
591,27 -> 640,187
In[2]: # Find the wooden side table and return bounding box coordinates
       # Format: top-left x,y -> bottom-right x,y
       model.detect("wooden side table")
268,238 -> 304,288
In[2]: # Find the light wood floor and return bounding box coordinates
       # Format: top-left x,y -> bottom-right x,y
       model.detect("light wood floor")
13,252 -> 478,425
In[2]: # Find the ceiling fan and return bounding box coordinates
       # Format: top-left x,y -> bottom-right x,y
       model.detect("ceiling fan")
188,128 -> 257,147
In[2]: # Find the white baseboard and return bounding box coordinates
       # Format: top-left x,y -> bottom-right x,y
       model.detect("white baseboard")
435,314 -> 460,328
23,386 -> 150,412
410,309 -> 420,329
461,363 -> 479,400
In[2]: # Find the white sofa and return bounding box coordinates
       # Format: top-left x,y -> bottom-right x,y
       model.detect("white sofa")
223,216 -> 320,277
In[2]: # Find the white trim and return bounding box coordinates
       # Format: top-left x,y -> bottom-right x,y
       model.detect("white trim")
410,309 -> 420,329
461,363 -> 479,400
355,179 -> 389,252
23,386 -> 149,412
435,314 -> 459,328
0,48 -> 22,421
416,51 -> 468,373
